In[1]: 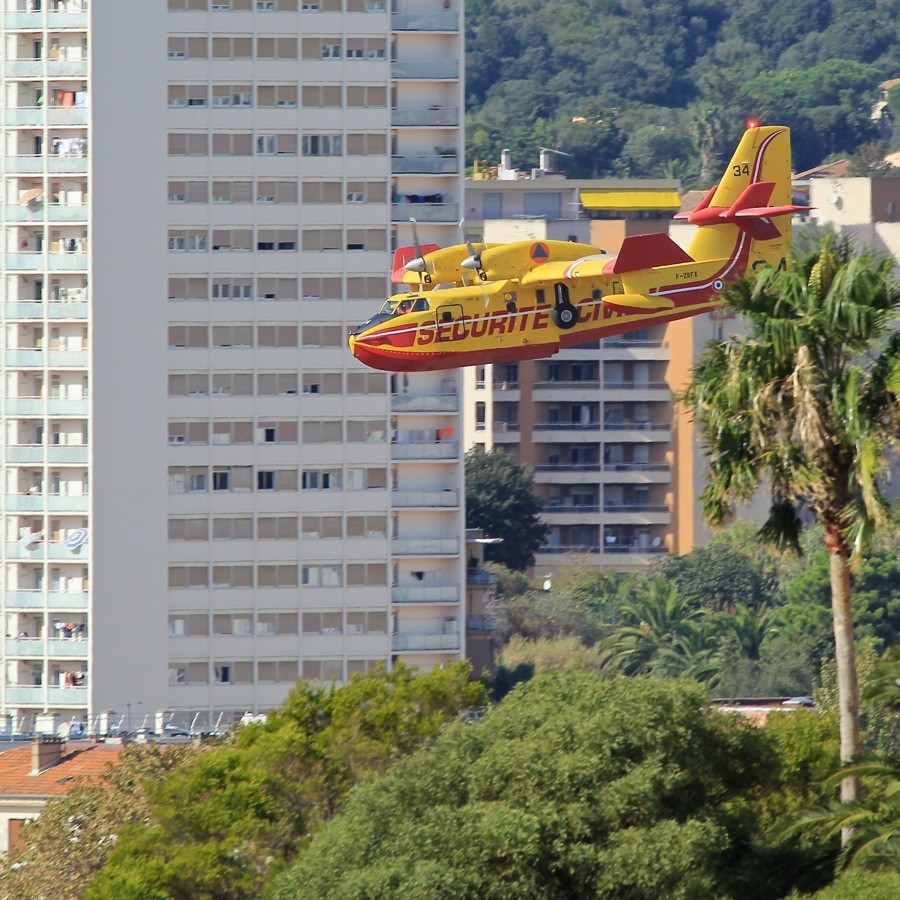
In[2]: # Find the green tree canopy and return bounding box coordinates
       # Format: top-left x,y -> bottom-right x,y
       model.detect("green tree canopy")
269,673 -> 788,899
85,664 -> 485,900
465,448 -> 549,570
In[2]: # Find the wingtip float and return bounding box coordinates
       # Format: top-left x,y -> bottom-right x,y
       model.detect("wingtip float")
348,124 -> 808,373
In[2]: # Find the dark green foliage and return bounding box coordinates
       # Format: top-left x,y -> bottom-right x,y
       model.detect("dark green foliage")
465,448 -> 550,571
815,869 -> 900,900
269,674 -> 785,899
465,1 -> 891,178
86,664 -> 485,900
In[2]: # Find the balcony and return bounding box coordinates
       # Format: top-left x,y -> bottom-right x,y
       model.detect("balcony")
391,393 -> 458,412
5,59 -> 43,77
6,154 -> 88,174
4,348 -> 88,367
391,538 -> 459,556
3,252 -> 88,272
391,441 -> 458,461
392,632 -> 460,652
5,494 -> 89,513
47,59 -> 88,77
391,489 -> 459,508
540,544 -> 668,556
602,503 -> 669,513
4,540 -> 88,561
392,12 -> 459,31
4,300 -> 89,319
3,590 -> 89,610
4,107 -> 43,126
391,584 -> 459,604
542,504 -> 601,514
3,685 -> 88,707
391,106 -> 459,127
5,637 -> 88,658
603,381 -> 669,391
391,155 -> 458,175
5,445 -> 89,464
5,397 -> 90,416
48,107 -> 88,126
391,201 -> 459,222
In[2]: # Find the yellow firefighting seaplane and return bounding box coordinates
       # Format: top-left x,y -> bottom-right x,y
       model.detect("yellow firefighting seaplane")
348,124 -> 806,372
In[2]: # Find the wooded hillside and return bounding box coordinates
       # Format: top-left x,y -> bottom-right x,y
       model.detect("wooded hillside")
465,0 -> 900,181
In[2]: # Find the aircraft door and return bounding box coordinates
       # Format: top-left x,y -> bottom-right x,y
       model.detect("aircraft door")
434,304 -> 467,342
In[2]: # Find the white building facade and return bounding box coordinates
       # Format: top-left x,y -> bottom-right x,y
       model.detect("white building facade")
1,0 -> 464,731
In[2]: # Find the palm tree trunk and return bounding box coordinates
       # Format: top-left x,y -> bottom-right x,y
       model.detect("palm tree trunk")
827,536 -> 861,810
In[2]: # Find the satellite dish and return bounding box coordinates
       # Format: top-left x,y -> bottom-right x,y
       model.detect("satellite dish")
827,192 -> 842,209
65,528 -> 89,551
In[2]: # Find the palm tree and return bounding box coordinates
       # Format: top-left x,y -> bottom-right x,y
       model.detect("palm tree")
600,579 -> 720,681
683,234 -> 900,805
724,604 -> 778,661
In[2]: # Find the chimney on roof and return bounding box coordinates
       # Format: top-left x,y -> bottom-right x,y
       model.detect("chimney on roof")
30,736 -> 66,776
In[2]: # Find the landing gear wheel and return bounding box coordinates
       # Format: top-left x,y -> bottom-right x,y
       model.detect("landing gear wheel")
552,303 -> 578,329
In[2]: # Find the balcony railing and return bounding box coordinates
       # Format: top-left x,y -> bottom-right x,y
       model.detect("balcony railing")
3,252 -> 89,271
603,381 -> 669,390
5,637 -> 88,658
391,489 -> 459,508
533,463 -> 670,473
4,686 -> 88,707
602,339 -> 667,348
391,201 -> 459,222
533,380 -> 600,390
392,632 -> 460,652
392,12 -> 459,31
602,503 -> 670,513
5,445 -> 89,464
3,590 -> 89,610
4,397 -> 89,416
391,106 -> 459,127
542,504 -> 600,514
391,393 -> 458,412
391,538 -> 459,556
539,544 -> 668,555
5,540 -> 88,561
5,154 -> 88,174
391,441 -> 458,460
5,301 -> 89,319
602,422 -> 670,431
391,584 -> 459,604
533,422 -> 601,431
391,155 -> 458,174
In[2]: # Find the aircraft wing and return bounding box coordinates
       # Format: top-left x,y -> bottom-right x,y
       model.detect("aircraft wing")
519,254 -> 613,285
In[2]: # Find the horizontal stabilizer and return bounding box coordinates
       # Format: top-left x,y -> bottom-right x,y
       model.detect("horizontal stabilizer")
726,181 -> 774,214
609,233 -> 694,274
603,293 -> 675,312
674,185 -> 717,221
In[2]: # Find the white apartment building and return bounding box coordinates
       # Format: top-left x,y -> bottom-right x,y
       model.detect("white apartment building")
1,0 -> 465,732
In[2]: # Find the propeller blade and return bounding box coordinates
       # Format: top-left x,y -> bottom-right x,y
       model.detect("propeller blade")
403,218 -> 427,282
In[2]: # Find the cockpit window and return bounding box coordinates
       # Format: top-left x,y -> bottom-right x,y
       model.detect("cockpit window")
412,298 -> 430,312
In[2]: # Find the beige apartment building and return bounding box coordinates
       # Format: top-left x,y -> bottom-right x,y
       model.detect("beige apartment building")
1,0 -> 465,732
464,172 -> 686,574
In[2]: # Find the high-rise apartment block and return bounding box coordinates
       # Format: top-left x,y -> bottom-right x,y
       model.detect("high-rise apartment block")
1,0 -> 465,731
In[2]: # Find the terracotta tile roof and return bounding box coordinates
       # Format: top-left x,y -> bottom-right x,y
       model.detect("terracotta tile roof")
794,159 -> 852,179
0,742 -> 124,798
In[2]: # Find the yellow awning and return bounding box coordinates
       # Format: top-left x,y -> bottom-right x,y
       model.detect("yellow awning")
580,189 -> 681,211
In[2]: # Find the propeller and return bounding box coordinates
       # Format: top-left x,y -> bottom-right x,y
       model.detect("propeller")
458,220 -> 492,307
459,220 -> 488,282
403,218 -> 431,284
